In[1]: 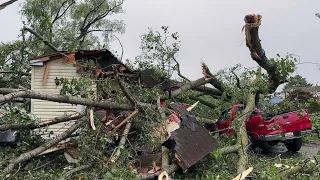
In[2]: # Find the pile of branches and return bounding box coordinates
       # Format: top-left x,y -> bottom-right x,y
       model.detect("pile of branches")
0,14 -> 312,179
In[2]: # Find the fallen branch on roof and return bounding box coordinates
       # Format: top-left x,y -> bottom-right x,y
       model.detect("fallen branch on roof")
23,26 -> 69,58
0,112 -> 84,131
4,117 -> 86,173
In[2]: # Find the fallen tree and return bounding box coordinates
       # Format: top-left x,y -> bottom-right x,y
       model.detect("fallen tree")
0,13 -> 315,180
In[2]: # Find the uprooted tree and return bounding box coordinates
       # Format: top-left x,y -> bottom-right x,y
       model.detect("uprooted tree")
0,2 -> 319,179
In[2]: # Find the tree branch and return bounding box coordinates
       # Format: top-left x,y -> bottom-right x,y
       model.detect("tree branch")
231,70 -> 242,89
172,57 -> 190,82
52,0 -> 75,25
4,118 -> 86,173
201,62 -> 225,92
161,77 -> 212,100
23,26 -> 69,58
0,113 -> 84,131
80,0 -> 105,33
193,86 -> 223,97
0,88 -> 133,110
0,91 -> 27,102
79,0 -> 123,41
109,121 -> 132,163
188,95 -> 217,109
244,14 -> 283,92
0,0 -> 18,11
80,29 -> 113,38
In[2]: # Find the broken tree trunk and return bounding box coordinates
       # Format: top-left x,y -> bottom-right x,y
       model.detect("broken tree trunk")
235,92 -> 256,173
4,117 -> 86,173
244,14 -> 287,92
0,112 -> 84,131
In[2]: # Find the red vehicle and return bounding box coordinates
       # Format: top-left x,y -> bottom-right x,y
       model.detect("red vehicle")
215,104 -> 315,152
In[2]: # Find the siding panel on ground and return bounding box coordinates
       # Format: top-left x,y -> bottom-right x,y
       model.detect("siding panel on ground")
31,63 -> 96,138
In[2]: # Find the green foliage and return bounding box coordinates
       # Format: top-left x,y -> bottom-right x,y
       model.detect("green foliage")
272,54 -> 297,82
60,76 -> 95,98
20,0 -> 126,53
134,26 -> 181,79
284,74 -> 313,90
0,40 -> 31,88
0,106 -> 39,124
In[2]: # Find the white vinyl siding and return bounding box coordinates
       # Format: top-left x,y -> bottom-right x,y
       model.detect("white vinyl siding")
31,63 -> 96,138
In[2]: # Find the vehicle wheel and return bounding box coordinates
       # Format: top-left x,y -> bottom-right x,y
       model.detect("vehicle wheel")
284,138 -> 302,152
248,134 -> 259,153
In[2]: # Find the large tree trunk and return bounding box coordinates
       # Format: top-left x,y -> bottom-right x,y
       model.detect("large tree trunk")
244,14 -> 286,92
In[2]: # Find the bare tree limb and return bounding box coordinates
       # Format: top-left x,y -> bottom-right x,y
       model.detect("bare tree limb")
161,77 -> 212,100
231,70 -> 242,89
0,0 -> 18,11
109,121 -> 132,163
23,26 -> 69,58
0,88 -> 133,110
80,29 -> 113,38
0,91 -> 27,102
201,62 -> 225,92
78,0 -> 123,41
244,14 -> 284,92
51,0 -> 75,25
188,95 -> 217,109
172,57 -> 190,82
193,86 -> 223,97
4,118 -> 86,173
0,113 -> 84,131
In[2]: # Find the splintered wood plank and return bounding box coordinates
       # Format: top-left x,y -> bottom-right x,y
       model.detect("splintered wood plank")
42,63 -> 50,85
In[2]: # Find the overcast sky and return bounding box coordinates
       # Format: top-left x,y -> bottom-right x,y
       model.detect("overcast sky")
1,0 -> 320,91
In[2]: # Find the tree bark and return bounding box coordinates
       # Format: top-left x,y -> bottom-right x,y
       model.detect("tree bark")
0,112 -> 84,131
244,14 -> 284,92
0,88 -> 133,110
157,97 -> 169,172
236,93 -> 256,174
109,121 -> 132,163
161,77 -> 212,100
193,86 -> 223,97
4,117 -> 86,173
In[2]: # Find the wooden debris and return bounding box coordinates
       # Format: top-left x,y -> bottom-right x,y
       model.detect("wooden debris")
112,110 -> 138,132
158,171 -> 169,180
42,63 -> 50,85
232,167 -> 253,180
89,108 -> 96,130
